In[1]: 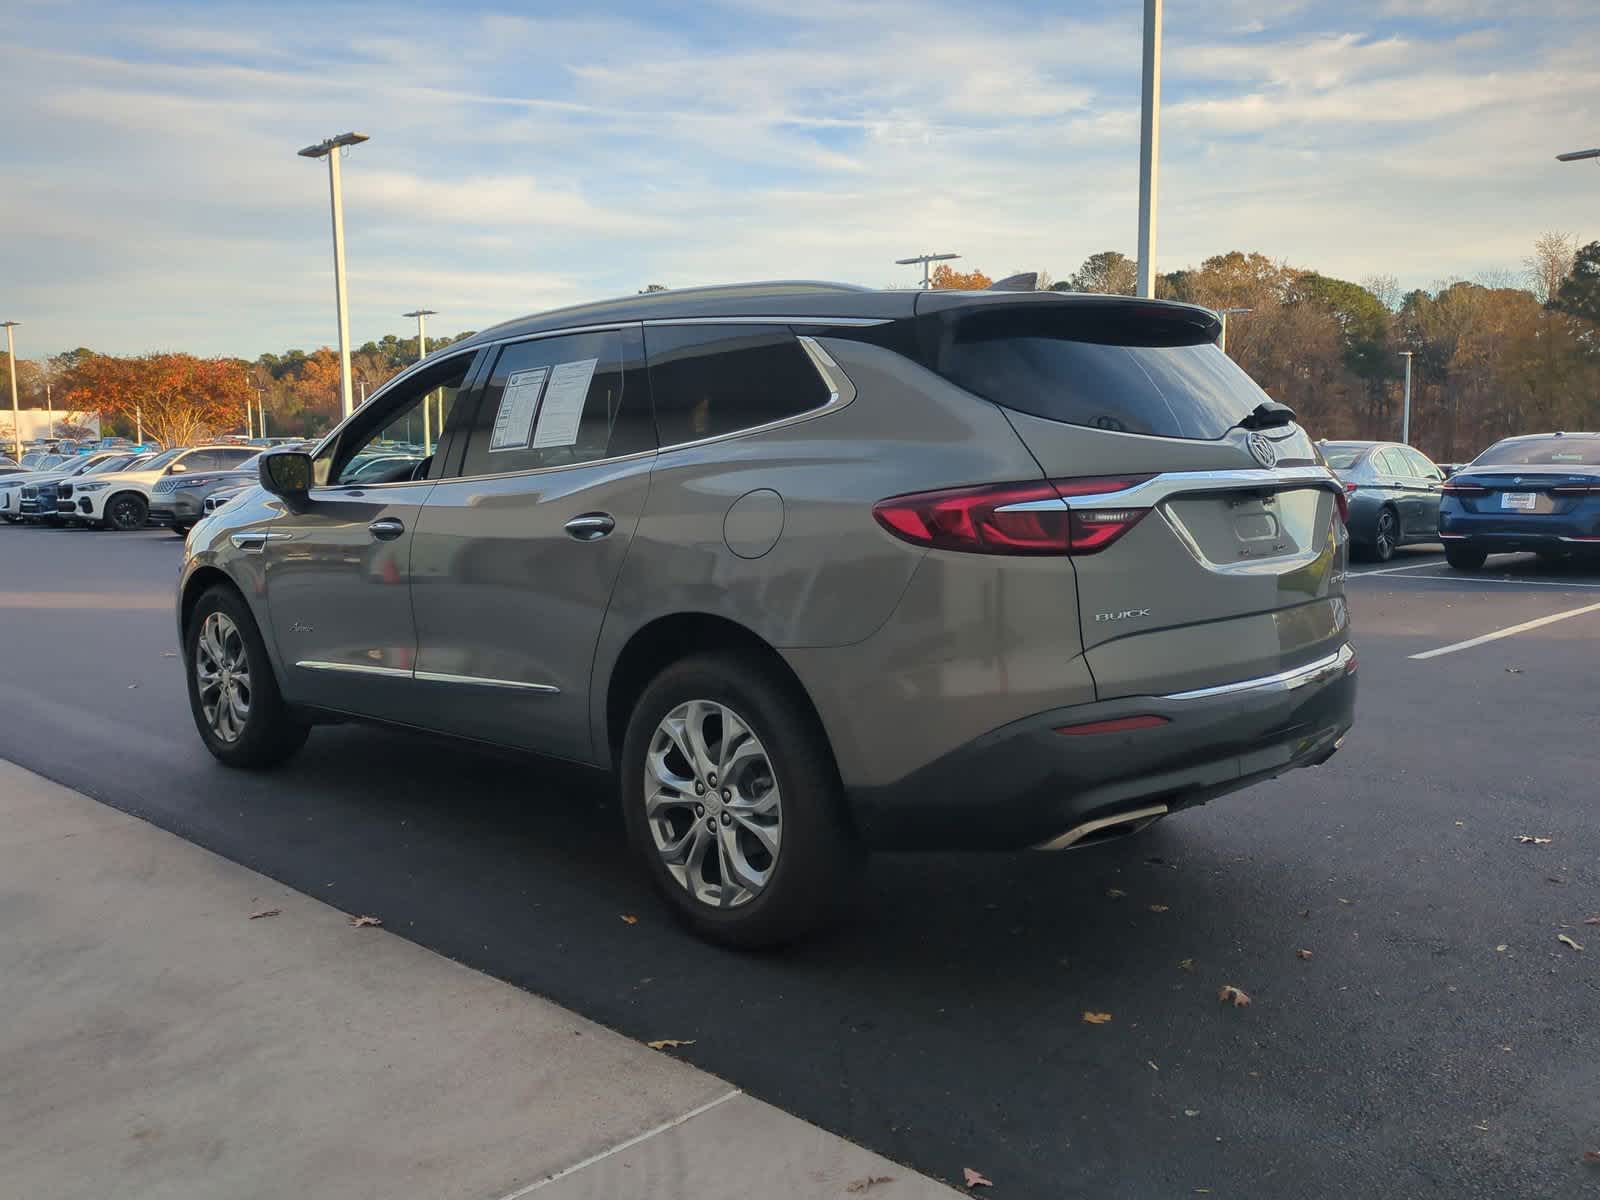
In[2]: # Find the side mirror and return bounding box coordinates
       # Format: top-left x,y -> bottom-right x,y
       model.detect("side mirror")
167,462 -> 188,475
259,451 -> 312,500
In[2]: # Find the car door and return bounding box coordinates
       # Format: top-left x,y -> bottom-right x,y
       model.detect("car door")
407,324 -> 656,760
1373,448 -> 1417,537
1401,447 -> 1444,536
263,350 -> 483,723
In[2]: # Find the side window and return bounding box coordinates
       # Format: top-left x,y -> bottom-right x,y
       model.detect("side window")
646,325 -> 831,448
182,451 -> 219,473
216,448 -> 256,469
313,354 -> 475,487
1403,448 -> 1438,479
458,326 -> 652,477
1375,448 -> 1407,477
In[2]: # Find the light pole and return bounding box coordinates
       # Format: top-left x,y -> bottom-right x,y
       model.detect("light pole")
298,132 -> 369,421
894,253 -> 960,289
45,377 -> 53,440
1556,147 -> 1600,164
3,322 -> 19,459
1217,307 -> 1251,355
1135,0 -> 1163,298
404,308 -> 437,453
1399,351 -> 1414,445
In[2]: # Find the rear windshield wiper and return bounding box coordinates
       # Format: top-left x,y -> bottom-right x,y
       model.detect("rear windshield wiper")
1234,401 -> 1297,431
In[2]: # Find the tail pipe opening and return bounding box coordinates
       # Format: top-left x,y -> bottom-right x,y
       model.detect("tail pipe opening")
1032,803 -> 1169,852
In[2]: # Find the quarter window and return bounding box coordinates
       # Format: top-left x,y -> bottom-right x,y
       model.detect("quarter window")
458,327 -> 652,477
645,325 -> 831,448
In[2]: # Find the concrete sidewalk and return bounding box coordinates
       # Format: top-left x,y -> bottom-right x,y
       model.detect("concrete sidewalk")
0,759 -> 960,1200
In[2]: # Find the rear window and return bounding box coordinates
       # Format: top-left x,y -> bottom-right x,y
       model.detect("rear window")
1321,445 -> 1367,469
647,325 -> 831,448
1471,436 -> 1600,467
932,306 -> 1271,440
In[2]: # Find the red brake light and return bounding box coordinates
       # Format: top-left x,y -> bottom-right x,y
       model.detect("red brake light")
1550,484 -> 1600,496
1441,480 -> 1489,495
1334,487 -> 1350,525
1055,714 -> 1170,736
872,476 -> 1151,556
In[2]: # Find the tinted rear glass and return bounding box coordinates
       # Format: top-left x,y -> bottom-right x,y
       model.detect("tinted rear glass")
932,307 -> 1270,440
1321,446 -> 1367,469
647,325 -> 831,448
1471,437 -> 1600,467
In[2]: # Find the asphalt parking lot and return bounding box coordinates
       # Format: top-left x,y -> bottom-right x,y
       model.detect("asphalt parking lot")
2,526 -> 1597,1198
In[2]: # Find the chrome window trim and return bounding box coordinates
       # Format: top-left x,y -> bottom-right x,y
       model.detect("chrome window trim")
414,670 -> 560,694
995,465 -> 1342,512
294,659 -> 413,679
1162,643 -> 1355,702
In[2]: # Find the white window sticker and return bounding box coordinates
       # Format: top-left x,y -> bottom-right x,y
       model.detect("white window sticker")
489,367 -> 548,452
531,358 -> 598,449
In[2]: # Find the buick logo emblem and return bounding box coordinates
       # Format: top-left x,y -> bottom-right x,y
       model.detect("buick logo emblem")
1248,433 -> 1277,468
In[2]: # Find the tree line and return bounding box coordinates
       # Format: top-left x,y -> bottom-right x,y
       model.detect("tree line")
6,236 -> 1598,459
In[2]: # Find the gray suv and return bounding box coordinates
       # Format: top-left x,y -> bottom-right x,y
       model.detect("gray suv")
178,283 -> 1356,946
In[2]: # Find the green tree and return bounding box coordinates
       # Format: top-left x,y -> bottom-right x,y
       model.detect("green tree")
1551,240 -> 1600,325
1066,251 -> 1136,295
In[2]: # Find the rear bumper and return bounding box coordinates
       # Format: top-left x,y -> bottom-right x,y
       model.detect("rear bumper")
847,643 -> 1357,851
1440,509 -> 1600,549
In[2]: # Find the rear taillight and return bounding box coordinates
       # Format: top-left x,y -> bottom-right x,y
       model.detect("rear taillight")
1550,484 -> 1600,496
872,476 -> 1151,556
1442,480 -> 1490,496
1334,486 -> 1351,525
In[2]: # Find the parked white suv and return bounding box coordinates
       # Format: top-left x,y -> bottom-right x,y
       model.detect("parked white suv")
68,446 -> 258,530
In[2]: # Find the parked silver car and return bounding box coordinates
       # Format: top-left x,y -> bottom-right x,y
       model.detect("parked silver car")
178,283 -> 1357,945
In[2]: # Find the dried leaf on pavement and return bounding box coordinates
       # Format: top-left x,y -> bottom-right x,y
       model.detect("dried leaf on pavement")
963,1167 -> 993,1189
1184,1108 -> 1200,1117
1583,916 -> 1600,926
1505,667 -> 1522,674
1514,835 -> 1552,845
646,1038 -> 695,1050
1583,1150 -> 1600,1165
347,914 -> 383,928
1296,948 -> 1313,960
160,651 -> 178,658
1217,984 -> 1252,1007
620,914 -> 639,925
248,908 -> 281,920
1149,904 -> 1170,913
846,1176 -> 894,1193
1106,887 -> 1126,899
1178,958 -> 1196,972
1081,1011 -> 1112,1025
1557,934 -> 1584,952
1495,944 -> 1508,952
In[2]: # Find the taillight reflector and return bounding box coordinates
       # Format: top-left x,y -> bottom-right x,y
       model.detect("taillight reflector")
1550,484 -> 1600,496
1055,714 -> 1170,736
872,476 -> 1152,556
1442,481 -> 1489,495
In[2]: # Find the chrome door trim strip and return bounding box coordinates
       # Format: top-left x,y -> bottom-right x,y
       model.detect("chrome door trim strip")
1162,643 -> 1355,701
995,465 -> 1343,512
413,670 -> 560,694
294,660 -> 414,679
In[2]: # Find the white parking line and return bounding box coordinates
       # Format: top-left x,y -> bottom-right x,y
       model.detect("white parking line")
1409,600 -> 1600,660
1347,560 -> 1445,578
1396,575 -> 1600,591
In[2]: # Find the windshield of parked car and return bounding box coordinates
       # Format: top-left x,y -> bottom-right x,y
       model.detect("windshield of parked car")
142,448 -> 184,470
1470,436 -> 1600,467
1320,445 -> 1368,469
83,454 -> 135,474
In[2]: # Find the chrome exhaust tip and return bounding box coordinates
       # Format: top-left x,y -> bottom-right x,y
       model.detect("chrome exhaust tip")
1032,803 -> 1169,852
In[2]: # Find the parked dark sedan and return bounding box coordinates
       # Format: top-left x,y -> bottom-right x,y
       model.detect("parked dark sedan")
1320,440 -> 1446,561
1438,432 -> 1600,569
148,454 -> 263,535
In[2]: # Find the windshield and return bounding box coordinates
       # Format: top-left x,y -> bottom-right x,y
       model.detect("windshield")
1321,445 -> 1368,470
85,454 -> 135,474
143,448 -> 184,470
1471,436 -> 1600,468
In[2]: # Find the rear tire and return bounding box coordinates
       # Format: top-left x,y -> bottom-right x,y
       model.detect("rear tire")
172,523 -> 192,538
184,584 -> 309,768
621,653 -> 860,949
105,492 -> 147,531
1535,550 -> 1566,568
1369,507 -> 1399,563
1445,543 -> 1488,570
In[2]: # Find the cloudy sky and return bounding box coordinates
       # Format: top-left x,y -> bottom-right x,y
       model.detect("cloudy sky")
4,0 -> 1598,359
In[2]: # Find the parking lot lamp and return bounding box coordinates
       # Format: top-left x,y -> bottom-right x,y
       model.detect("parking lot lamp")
894,253 -> 960,289
1400,351 -> 1414,445
3,322 -> 19,459
298,132 -> 369,421
1555,147 -> 1600,163
404,309 -> 437,453
1135,0 -> 1163,299
1217,307 -> 1250,355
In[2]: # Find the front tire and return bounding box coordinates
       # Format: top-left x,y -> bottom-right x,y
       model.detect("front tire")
172,523 -> 192,538
621,653 -> 859,948
1445,543 -> 1488,570
105,492 -> 147,531
184,585 -> 308,768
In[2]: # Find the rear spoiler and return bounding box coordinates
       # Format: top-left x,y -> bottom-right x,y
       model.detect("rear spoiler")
913,290 -> 1223,347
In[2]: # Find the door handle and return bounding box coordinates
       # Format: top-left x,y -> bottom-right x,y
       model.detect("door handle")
368,517 -> 406,541
564,512 -> 615,541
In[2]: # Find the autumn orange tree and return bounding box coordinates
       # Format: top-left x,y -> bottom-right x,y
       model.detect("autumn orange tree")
930,263 -> 994,290
61,353 -> 253,448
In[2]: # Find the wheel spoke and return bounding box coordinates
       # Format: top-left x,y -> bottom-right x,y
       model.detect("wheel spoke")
731,810 -> 780,859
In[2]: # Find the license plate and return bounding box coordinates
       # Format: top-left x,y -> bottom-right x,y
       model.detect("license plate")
1501,492 -> 1537,510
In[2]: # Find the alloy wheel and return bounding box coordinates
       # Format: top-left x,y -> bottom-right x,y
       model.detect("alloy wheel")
195,611 -> 252,742
110,497 -> 144,530
1375,510 -> 1397,559
644,700 -> 782,908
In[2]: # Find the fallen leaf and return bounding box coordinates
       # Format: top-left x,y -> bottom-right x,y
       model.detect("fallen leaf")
1082,1011 -> 1112,1025
646,1039 -> 696,1050
347,914 -> 382,928
1299,909 -> 1311,919
1338,898 -> 1352,905
1495,944 -> 1508,952
1296,949 -> 1313,960
1557,934 -> 1584,952
845,1175 -> 894,1193
248,908 -> 281,920
1218,985 -> 1252,1007
1473,1123 -> 1490,1132
1584,1150 -> 1600,1165
127,683 -> 138,689
963,1167 -> 993,1189
1149,904 -> 1170,913
1106,888 -> 1126,899
620,914 -> 639,925
1147,1060 -> 1160,1072
160,651 -> 178,658
1184,1108 -> 1200,1117
1455,821 -> 1465,827
1583,916 -> 1600,926
1514,835 -> 1552,845
1178,958 -> 1196,972
1505,667 -> 1522,674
